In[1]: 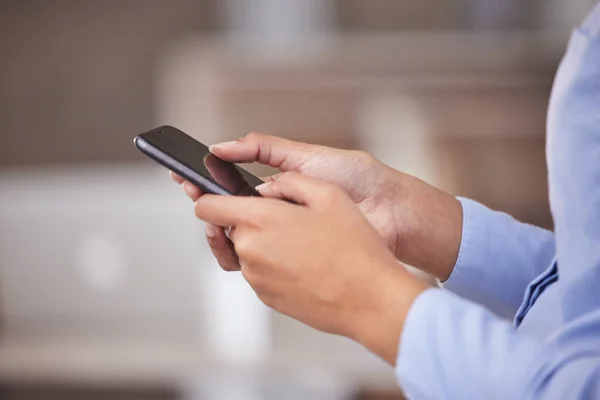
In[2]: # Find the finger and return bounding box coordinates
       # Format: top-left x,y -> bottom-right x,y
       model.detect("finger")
205,223 -> 240,271
171,171 -> 185,184
256,171 -> 342,208
181,181 -> 203,201
260,173 -> 282,183
209,132 -> 319,171
194,194 -> 277,227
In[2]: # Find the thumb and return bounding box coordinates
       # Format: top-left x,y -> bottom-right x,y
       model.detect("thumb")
257,171 -> 344,209
209,132 -> 319,171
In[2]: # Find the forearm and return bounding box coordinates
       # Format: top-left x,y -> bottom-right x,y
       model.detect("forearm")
390,171 -> 555,317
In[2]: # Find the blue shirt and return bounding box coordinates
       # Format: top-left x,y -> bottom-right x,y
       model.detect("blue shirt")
396,3 -> 600,398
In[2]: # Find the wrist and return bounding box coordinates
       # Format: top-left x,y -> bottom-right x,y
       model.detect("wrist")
349,264 -> 429,365
390,173 -> 463,281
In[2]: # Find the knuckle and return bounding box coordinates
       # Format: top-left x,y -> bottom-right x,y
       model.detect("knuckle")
345,149 -> 376,168
218,260 -> 239,272
233,235 -> 254,257
206,231 -> 225,249
244,131 -> 264,143
356,150 -> 376,164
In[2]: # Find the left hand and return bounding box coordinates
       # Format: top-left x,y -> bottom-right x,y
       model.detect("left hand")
192,171 -> 428,364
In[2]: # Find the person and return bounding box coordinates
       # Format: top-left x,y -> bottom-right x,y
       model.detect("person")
171,3 -> 600,398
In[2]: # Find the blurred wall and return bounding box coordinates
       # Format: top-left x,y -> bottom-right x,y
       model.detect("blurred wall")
1,0 -> 591,168
0,0 -> 216,167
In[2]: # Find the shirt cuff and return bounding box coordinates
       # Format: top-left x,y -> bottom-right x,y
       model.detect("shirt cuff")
438,197 -> 519,318
441,197 -> 490,292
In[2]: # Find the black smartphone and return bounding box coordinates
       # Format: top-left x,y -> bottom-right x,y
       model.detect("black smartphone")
134,125 -> 263,196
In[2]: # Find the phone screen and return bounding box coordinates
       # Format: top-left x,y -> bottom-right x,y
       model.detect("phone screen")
201,152 -> 263,195
135,126 -> 264,196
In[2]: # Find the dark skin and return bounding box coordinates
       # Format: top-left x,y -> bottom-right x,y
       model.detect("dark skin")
172,132 -> 463,364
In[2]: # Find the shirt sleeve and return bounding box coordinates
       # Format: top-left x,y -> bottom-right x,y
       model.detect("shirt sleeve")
442,197 -> 555,318
396,289 -> 600,400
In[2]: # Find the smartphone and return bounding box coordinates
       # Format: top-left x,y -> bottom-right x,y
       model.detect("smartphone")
134,125 -> 263,196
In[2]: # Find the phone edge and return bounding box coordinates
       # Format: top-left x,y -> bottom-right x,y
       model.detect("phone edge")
133,135 -> 232,196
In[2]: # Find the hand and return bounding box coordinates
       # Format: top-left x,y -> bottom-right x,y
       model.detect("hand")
192,171 -> 429,364
173,132 -> 463,281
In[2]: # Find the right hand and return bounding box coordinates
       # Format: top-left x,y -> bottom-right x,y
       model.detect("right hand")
172,132 -> 463,281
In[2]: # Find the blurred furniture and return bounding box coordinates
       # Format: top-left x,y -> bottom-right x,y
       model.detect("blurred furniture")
159,31 -> 564,226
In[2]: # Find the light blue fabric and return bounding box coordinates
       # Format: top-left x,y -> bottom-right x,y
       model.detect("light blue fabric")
396,3 -> 600,398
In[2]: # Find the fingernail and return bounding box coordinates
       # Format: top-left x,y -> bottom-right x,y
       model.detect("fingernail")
255,182 -> 271,192
205,224 -> 216,238
209,140 -> 238,153
182,181 -> 195,198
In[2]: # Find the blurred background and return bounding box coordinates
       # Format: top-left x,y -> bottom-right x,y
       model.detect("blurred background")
0,0 -> 596,399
